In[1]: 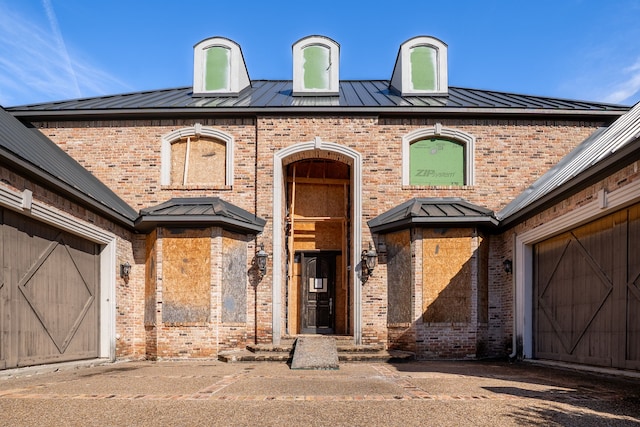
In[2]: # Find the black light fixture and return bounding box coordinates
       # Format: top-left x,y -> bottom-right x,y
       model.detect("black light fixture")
120,262 -> 131,282
503,259 -> 513,274
361,242 -> 378,278
256,243 -> 268,276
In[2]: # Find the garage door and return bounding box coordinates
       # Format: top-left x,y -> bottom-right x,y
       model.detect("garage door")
0,208 -> 100,369
534,205 -> 640,370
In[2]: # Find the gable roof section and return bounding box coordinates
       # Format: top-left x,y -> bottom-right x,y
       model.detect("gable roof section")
7,82 -> 628,119
498,101 -> 640,227
368,197 -> 498,233
135,197 -> 266,234
0,107 -> 137,226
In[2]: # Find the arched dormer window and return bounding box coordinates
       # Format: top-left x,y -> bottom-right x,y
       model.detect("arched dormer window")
402,124 -> 474,186
193,37 -> 250,96
161,124 -> 234,188
292,35 -> 340,96
390,36 -> 448,96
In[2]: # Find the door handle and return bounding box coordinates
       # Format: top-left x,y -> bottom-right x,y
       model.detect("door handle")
329,298 -> 332,315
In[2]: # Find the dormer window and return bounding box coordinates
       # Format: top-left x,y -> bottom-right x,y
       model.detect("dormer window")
390,36 -> 448,96
193,37 -> 250,96
292,35 -> 340,96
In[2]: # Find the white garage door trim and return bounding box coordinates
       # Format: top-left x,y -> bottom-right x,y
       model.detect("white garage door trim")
0,186 -> 117,361
515,180 -> 640,360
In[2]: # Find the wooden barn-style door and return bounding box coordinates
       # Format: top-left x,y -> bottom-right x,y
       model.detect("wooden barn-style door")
534,206 -> 640,370
0,209 -> 100,369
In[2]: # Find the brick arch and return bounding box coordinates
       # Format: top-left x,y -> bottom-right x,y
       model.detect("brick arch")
272,137 -> 363,344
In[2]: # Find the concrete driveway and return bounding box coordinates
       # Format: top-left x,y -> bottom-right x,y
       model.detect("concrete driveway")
1,360 -> 638,426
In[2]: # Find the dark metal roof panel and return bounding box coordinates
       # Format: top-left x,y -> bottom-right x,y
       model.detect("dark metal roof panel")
0,107 -> 137,224
368,197 -> 498,233
7,81 -> 629,114
136,197 -> 266,233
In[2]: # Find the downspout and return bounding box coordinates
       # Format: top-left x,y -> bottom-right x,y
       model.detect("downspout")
509,233 -> 517,361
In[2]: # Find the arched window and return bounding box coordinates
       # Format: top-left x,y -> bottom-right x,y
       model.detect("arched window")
161,124 -> 234,187
402,124 -> 474,186
193,37 -> 250,96
390,36 -> 448,96
292,35 -> 340,96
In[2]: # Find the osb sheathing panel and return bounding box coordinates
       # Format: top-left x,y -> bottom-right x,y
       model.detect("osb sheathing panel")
293,221 -> 342,251
422,228 -> 473,323
170,138 -> 225,185
221,231 -> 247,323
290,260 -> 301,335
293,183 -> 345,218
144,230 -> 157,325
162,228 -> 211,324
387,230 -> 412,324
477,234 -> 489,323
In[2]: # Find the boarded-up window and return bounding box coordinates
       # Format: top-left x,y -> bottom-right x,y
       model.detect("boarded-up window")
205,46 -> 231,91
410,45 -> 437,91
387,230 -> 412,324
171,136 -> 226,186
162,228 -> 211,324
422,228 -> 473,323
410,138 -> 464,186
221,231 -> 247,323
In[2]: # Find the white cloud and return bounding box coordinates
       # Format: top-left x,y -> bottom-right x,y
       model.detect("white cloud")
0,3 -> 130,106
602,58 -> 640,105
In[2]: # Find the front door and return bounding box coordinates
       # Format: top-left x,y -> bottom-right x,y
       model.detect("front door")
301,252 -> 335,334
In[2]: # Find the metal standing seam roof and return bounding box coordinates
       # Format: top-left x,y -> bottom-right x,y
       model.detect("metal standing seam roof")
135,197 -> 266,233
368,198 -> 498,233
6,82 -> 629,116
498,101 -> 640,222
0,107 -> 138,225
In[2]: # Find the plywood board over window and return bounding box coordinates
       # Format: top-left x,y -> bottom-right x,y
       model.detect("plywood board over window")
162,228 -> 211,324
221,231 -> 247,323
171,137 -> 226,186
422,228 -> 473,323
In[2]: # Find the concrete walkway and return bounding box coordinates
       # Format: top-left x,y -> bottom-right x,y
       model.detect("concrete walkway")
0,360 -> 638,426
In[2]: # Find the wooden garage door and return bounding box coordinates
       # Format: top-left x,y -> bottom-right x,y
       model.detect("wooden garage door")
0,209 -> 100,369
534,206 -> 640,370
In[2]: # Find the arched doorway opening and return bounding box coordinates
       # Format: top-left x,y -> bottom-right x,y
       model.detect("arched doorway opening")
285,159 -> 351,335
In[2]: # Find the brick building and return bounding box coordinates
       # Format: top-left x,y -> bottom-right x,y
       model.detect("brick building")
2,35 -> 639,371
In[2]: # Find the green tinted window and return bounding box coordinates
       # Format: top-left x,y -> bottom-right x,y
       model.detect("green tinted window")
303,45 -> 330,90
410,46 -> 436,91
410,138 -> 464,185
205,46 -> 230,91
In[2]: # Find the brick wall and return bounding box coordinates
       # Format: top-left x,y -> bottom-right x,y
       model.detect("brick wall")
29,114 -> 605,358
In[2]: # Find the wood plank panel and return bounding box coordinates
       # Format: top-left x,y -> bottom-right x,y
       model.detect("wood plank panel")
2,210 -> 99,368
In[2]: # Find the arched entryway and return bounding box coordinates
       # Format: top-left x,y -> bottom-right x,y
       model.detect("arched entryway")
272,138 -> 363,344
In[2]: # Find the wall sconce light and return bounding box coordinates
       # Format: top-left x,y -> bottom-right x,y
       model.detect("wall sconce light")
361,242 -> 378,279
256,243 -> 268,277
120,262 -> 131,281
503,259 -> 512,274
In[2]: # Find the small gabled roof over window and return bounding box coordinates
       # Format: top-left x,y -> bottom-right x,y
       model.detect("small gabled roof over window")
292,35 -> 340,96
135,197 -> 266,233
193,37 -> 250,97
390,36 -> 448,96
368,198 -> 497,233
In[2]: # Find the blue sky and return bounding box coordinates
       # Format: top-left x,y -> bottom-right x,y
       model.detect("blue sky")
1,0 -> 640,107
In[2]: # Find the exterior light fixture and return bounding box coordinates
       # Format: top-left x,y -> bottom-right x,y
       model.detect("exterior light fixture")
120,262 -> 131,281
361,242 -> 378,278
503,259 -> 512,274
256,243 -> 268,277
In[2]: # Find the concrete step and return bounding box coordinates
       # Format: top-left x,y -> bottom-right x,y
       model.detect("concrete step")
218,337 -> 414,364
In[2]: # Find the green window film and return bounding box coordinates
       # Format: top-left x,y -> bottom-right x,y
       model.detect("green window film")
303,45 -> 330,90
205,46 -> 230,91
410,138 -> 464,186
410,46 -> 436,91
